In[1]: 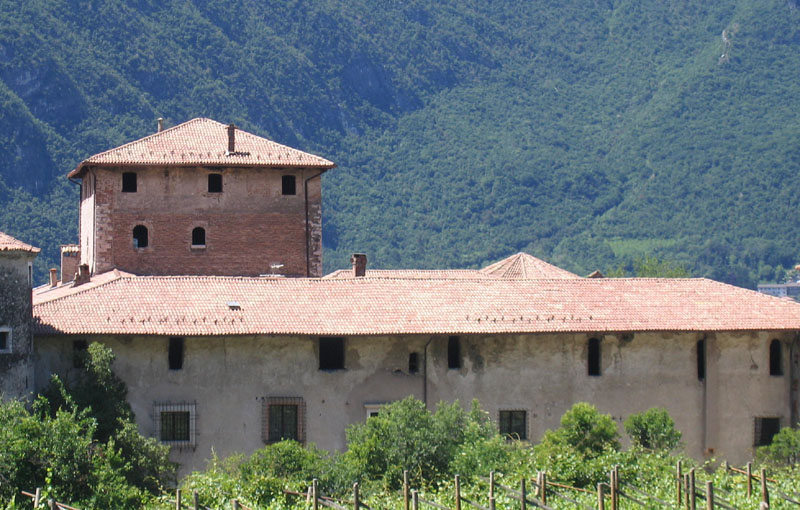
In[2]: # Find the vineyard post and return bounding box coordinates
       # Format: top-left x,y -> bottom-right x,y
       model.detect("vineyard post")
354,483 -> 360,510
404,471 -> 410,510
47,499 -> 55,510
193,490 -> 199,510
684,474 -> 689,510
746,462 -> 752,498
34,488 -> 41,507
176,488 -> 182,510
541,471 -> 547,506
613,465 -> 620,510
706,481 -> 713,510
521,478 -> 526,510
597,483 -> 604,510
489,471 -> 496,510
232,499 -> 240,510
689,468 -> 696,510
676,460 -> 683,506
313,479 -> 319,510
760,468 -> 769,507
412,490 -> 419,510
455,475 -> 461,510
609,469 -> 616,510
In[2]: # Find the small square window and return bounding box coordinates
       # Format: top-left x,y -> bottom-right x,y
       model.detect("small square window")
0,328 -> 11,353
154,402 -> 196,446
263,397 -> 305,444
72,339 -> 88,368
365,403 -> 386,420
499,410 -> 527,440
122,172 -> 137,193
319,337 -> 344,370
754,417 -> 781,447
282,175 -> 296,195
208,173 -> 223,193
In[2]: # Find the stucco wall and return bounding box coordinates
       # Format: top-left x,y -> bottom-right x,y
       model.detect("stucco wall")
0,254 -> 34,400
80,166 -> 323,276
34,331 -> 796,477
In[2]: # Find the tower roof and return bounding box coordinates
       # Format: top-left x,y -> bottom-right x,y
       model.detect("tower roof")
69,118 -> 335,178
0,231 -> 40,254
479,252 -> 580,279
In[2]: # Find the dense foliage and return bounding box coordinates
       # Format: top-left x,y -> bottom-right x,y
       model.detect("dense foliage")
624,407 -> 683,452
1,1 -> 800,287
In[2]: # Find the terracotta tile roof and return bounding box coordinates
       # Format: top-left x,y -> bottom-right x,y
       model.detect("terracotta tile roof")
323,269 -> 494,279
0,231 -> 40,253
479,252 -> 581,279
68,118 -> 335,177
32,272 -> 800,336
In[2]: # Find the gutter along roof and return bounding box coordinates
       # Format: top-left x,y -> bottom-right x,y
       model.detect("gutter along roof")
32,272 -> 800,336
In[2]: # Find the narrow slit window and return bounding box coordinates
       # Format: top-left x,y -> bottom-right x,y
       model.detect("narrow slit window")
72,339 -> 88,368
697,339 -> 706,381
169,337 -> 184,370
769,339 -> 783,376
191,227 -> 206,247
282,175 -> 296,195
408,352 -> 419,374
133,225 -> 148,249
208,173 -> 223,193
122,172 -> 137,192
588,338 -> 601,376
448,336 -> 461,369
319,337 -> 344,370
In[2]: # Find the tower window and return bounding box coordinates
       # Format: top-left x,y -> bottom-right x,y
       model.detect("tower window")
169,337 -> 184,370
133,225 -> 148,249
282,175 -> 296,195
191,227 -> 206,247
122,172 -> 137,192
769,339 -> 783,376
588,338 -> 601,376
697,339 -> 706,381
208,173 -> 223,193
408,352 -> 419,374
319,337 -> 345,370
448,336 -> 461,369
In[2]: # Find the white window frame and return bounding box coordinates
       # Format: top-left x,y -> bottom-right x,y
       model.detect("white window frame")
0,327 -> 12,354
364,402 -> 389,420
153,401 -> 197,448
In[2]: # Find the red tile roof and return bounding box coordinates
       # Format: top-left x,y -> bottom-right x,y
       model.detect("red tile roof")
68,118 -> 335,177
32,272 -> 800,336
323,269 -> 495,279
0,231 -> 40,253
479,252 -> 580,279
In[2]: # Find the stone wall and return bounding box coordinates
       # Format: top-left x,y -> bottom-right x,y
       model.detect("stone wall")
0,254 -> 34,399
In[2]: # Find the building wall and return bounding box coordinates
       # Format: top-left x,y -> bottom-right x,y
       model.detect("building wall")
81,166 -> 323,277
34,331 -> 797,477
0,254 -> 35,400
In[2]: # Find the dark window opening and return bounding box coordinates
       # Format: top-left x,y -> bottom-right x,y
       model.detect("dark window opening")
0,330 -> 9,352
169,337 -> 184,370
133,225 -> 148,249
769,339 -> 783,376
409,352 -> 419,374
697,339 -> 706,381
588,338 -> 601,376
282,175 -> 296,195
319,337 -> 345,370
191,227 -> 206,247
499,410 -> 527,440
448,336 -> 461,369
754,417 -> 781,446
122,172 -> 137,193
161,411 -> 190,442
268,404 -> 298,442
72,340 -> 88,368
207,173 -> 223,193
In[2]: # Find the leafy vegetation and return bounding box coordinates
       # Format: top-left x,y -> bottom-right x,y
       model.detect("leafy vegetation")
0,1 -> 800,287
624,407 -> 682,452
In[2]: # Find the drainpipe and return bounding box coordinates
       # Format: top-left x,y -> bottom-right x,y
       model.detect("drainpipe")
422,338 -> 433,408
304,169 -> 328,277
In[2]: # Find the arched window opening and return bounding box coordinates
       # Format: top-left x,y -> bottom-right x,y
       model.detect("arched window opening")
588,338 -> 601,376
697,339 -> 706,381
133,225 -> 148,249
191,227 -> 206,247
769,339 -> 783,376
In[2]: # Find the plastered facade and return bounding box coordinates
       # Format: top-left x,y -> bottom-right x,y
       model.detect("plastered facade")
0,254 -> 35,399
34,330 -> 799,476
79,165 -> 323,277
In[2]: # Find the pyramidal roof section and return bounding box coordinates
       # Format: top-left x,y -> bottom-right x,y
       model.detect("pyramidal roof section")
0,231 -> 40,253
69,118 -> 335,177
479,252 -> 581,279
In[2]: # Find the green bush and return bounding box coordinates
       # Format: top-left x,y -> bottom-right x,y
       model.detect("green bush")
624,408 -> 682,452
758,425 -> 800,467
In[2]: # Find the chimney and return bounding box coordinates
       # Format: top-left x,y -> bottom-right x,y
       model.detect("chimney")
227,123 -> 236,154
157,117 -> 164,132
73,264 -> 90,286
49,268 -> 58,287
60,244 -> 79,284
351,253 -> 367,277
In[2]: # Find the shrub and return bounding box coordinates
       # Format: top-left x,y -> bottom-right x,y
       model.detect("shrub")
624,408 -> 682,452
757,425 -> 800,467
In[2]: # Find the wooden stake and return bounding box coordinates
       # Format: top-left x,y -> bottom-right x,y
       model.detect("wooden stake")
761,468 -> 769,507
34,488 -> 41,508
689,468 -> 696,510
455,475 -> 462,510
176,488 -> 182,510
609,470 -> 616,510
746,462 -> 752,498
489,471 -> 496,510
353,483 -> 360,510
541,471 -> 547,506
48,499 -> 55,510
706,481 -> 713,510
193,490 -> 199,510
404,471 -> 410,510
313,479 -> 319,510
613,465 -> 620,510
676,460 -> 683,506
412,490 -> 419,510
597,483 -> 605,510
521,478 -> 526,510
232,499 -> 240,510
684,474 -> 690,510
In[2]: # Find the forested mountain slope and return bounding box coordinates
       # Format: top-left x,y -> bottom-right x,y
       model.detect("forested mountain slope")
1,0 -> 798,287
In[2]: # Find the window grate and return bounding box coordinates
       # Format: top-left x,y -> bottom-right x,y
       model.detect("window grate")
153,401 -> 196,448
263,397 -> 305,444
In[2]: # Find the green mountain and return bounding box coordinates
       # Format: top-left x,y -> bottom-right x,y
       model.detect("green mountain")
1,0 -> 799,287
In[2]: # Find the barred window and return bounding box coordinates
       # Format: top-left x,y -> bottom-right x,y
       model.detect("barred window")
499,410 -> 527,440
754,417 -> 780,447
154,402 -> 196,447
263,397 -> 305,444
